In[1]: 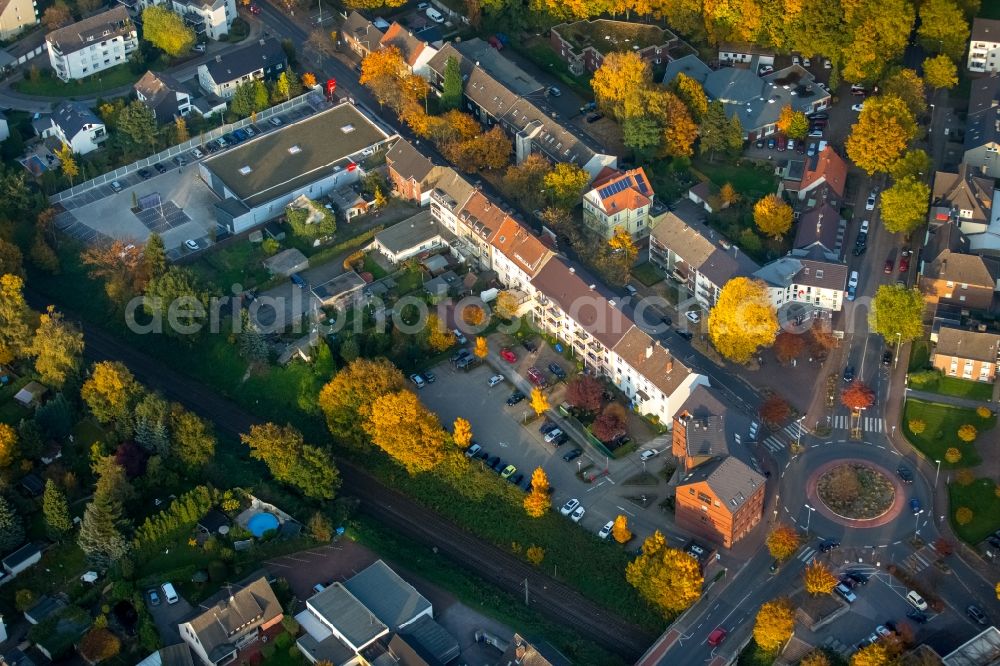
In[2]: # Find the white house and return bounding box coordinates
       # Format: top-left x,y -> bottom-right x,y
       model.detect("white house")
489,215 -> 553,291
197,37 -> 286,98
968,18 -> 1000,73
718,42 -> 775,67
34,101 -> 107,155
45,6 -> 136,82
134,70 -> 192,122
753,256 -> 847,313
582,167 -> 655,240
1,543 -> 42,581
171,0 -> 236,41
372,209 -> 453,263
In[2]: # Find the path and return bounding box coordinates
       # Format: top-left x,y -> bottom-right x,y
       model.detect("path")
904,388 -> 996,410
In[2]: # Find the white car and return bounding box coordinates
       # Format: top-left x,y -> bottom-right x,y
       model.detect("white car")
852,102 -> 865,112
865,193 -> 876,210
906,590 -> 928,611
803,57 -> 811,67
792,55 -> 800,65
425,6 -> 445,22
110,180 -> 123,192
835,583 -> 857,603
560,498 -> 580,516
685,311 -> 701,324
570,505 -> 586,522
639,449 -> 659,462
184,239 -> 199,251
875,625 -> 892,639
191,148 -> 204,159
409,373 -> 426,389
487,374 -> 505,387
598,520 -> 614,539
848,271 -> 859,291
544,428 -> 564,443
859,219 -> 870,234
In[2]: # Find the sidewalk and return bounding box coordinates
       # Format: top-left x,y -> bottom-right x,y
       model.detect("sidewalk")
904,388 -> 995,409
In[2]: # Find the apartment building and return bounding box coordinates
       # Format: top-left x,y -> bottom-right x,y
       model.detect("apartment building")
968,18 -> 1000,73
427,168 -> 476,234
489,216 -> 553,291
549,19 -> 680,75
197,37 -> 286,98
0,0 -> 38,40
45,6 -> 136,82
170,0 -> 236,41
932,326 -> 1000,383
452,191 -> 508,270
753,256 -> 847,312
964,73 -> 1000,179
582,167 -> 655,240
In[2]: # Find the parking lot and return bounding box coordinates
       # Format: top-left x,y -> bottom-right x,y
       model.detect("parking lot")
145,588 -> 193,645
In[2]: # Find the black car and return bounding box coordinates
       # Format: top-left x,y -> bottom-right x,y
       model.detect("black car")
475,449 -> 489,460
586,113 -> 604,123
769,560 -> 780,573
548,363 -> 567,380
562,448 -> 583,462
661,315 -> 672,326
424,370 -> 436,383
506,390 -> 526,406
987,535 -> 1000,548
676,330 -> 693,341
451,349 -> 471,364
967,605 -> 988,625
521,339 -> 538,352
509,473 -> 523,485
884,621 -> 897,634
203,142 -> 218,153
153,163 -> 166,174
897,466 -> 913,483
818,539 -> 840,553
810,113 -> 829,120
138,168 -> 151,179
906,610 -> 928,624
845,570 -> 869,585
882,350 -> 893,366
755,138 -> 765,148
852,244 -> 867,257
539,421 -> 558,434
491,458 -> 505,472
486,455 -> 500,468
843,366 -> 855,382
839,576 -> 855,589
552,433 -> 568,446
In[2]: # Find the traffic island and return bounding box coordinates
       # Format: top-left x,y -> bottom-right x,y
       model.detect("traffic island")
816,463 -> 895,520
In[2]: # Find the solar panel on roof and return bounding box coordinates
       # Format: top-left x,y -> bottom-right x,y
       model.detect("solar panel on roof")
635,174 -> 649,195
598,178 -> 630,199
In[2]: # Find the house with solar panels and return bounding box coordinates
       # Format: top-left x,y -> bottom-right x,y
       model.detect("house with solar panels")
582,167 -> 657,239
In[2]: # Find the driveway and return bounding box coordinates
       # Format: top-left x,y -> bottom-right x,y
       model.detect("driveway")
146,591 -> 194,645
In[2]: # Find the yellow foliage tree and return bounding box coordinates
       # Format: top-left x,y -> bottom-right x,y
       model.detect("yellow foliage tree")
612,514 -> 632,543
908,419 -> 926,434
29,306 -> 84,388
543,162 -> 590,210
648,89 -> 698,157
0,274 -> 31,365
766,524 -> 801,561
626,531 -> 704,616
719,183 -> 739,206
800,651 -> 832,666
670,71 -> 708,120
495,290 -> 519,319
955,506 -> 973,525
453,417 -> 473,449
302,72 -> 317,88
474,336 -> 488,359
81,361 -> 141,425
803,561 -> 838,596
708,278 -> 779,364
957,424 -> 977,442
529,387 -> 549,416
591,51 -> 652,119
850,641 -> 892,666
879,177 -> 930,234
846,94 -> 918,175
977,406 -> 993,419
923,54 -> 958,89
753,194 -> 793,239
523,467 -> 551,517
462,305 -> 485,326
141,6 -> 196,56
426,314 -> 454,352
776,105 -> 809,139
317,357 -> 406,448
526,545 -> 545,565
364,390 -> 449,474
945,447 -> 962,464
753,597 -> 795,652
0,423 -> 16,468
608,226 -> 638,260
55,143 -> 78,185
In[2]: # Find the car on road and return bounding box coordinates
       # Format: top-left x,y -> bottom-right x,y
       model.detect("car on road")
148,589 -> 161,605
488,374 -> 505,387
907,610 -> 928,623
598,520 -> 614,539
676,330 -> 693,341
501,464 -> 517,479
898,256 -> 910,273
570,505 -> 585,522
506,390 -> 525,406
184,239 -> 199,251
866,193 -> 876,210
846,570 -> 869,585
560,498 -> 580,516
500,348 -> 517,363
853,102 -> 866,112
882,350 -> 893,366
138,168 -> 151,179
843,366 -> 855,382
563,448 -> 583,462
548,363 -> 567,380
884,258 -> 894,274
847,271 -> 859,301
685,310 -> 701,324
639,449 -> 659,462
896,466 -> 913,483
527,367 -> 546,387
707,628 -> 727,647
967,605 -> 988,625
464,443 -> 481,458
547,86 -> 562,97
859,219 -> 870,234
818,539 -> 840,553
424,371 -> 436,383
909,498 -> 921,514
906,590 -> 928,611
835,583 -> 857,603
409,374 -> 426,389
769,560 -> 780,573
839,576 -> 856,589
544,428 -> 564,443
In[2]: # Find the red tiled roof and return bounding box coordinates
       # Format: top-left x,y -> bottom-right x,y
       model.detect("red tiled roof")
588,167 -> 653,213
380,23 -> 426,67
800,146 -> 847,198
491,216 -> 553,277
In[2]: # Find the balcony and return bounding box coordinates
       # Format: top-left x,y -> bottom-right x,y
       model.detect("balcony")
182,12 -> 206,33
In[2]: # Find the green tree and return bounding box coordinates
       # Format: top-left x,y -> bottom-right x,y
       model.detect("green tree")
879,176 -> 930,234
0,495 -> 24,552
543,162 -> 590,210
142,233 -> 167,281
670,72 -> 708,120
271,71 -> 291,102
699,100 -> 738,158
917,0 -> 970,60
923,54 -> 959,89
241,423 -> 340,499
622,116 -> 662,155
144,267 -> 209,338
890,149 -> 931,182
882,68 -> 928,118
870,284 -> 925,343
252,80 -> 270,111
841,0 -> 915,83
169,404 -> 215,468
55,143 -> 78,184
78,488 -> 130,566
237,310 -> 268,362
133,392 -> 170,455
43,479 -> 72,539
230,81 -> 257,118
440,55 -> 463,110
0,238 -> 24,277
846,94 -> 918,175
29,306 -> 84,388
117,100 -> 158,152
141,6 -> 195,56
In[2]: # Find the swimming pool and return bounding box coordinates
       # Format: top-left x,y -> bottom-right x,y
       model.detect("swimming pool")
247,511 -> 279,537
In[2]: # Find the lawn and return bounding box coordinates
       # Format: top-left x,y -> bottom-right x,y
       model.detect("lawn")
190,240 -> 272,290
393,265 -> 424,295
15,65 -> 143,97
692,157 -> 777,200
513,37 -> 594,98
631,261 -> 663,287
931,377 -> 994,401
908,340 -> 931,372
901,399 -> 995,468
362,253 -> 388,280
948,478 -> 1000,544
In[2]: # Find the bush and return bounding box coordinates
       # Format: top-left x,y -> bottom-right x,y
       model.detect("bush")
908,419 -> 926,434
945,447 -> 962,463
955,507 -> 973,525
957,424 -> 977,442
977,406 -> 993,419
908,369 -> 941,388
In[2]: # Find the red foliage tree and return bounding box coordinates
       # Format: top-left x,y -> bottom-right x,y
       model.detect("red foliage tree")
114,441 -> 149,479
565,374 -> 603,413
592,403 -> 627,443
841,380 -> 875,411
933,537 -> 954,557
773,331 -> 805,364
759,395 -> 790,426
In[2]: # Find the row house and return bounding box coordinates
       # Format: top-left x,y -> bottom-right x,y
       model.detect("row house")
490,216 -> 553,291
453,190 -> 508,270
339,11 -> 438,78
45,6 -> 136,82
964,73 -> 1000,179
968,18 -> 1000,74
582,167 -> 655,240
929,164 -> 995,235
932,326 -> 1000,384
919,224 -> 1000,312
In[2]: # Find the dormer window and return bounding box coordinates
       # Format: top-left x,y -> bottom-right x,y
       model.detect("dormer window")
238,166 -> 252,175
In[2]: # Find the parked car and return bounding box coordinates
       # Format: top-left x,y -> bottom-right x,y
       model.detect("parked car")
488,374 -> 505,387
898,256 -> 910,273
563,448 -> 583,462
547,86 -> 562,97
409,373 -> 426,389
866,193 -> 876,210
138,168 -> 151,179
192,43 -> 206,53
586,113 -> 604,123
500,348 -> 518,363
767,137 -> 776,149
818,539 -> 840,553
551,432 -> 568,446
269,116 -> 284,127
560,498 -> 580,516
500,464 -> 517,479
685,311 -> 701,324
486,455 -> 500,469
544,428 -> 564,443
755,138 -> 764,148
598,520 -> 613,539
527,367 -> 546,387
835,583 -> 857,603
506,390 -> 525,406
540,420 -> 558,434
676,330 -> 694,341
424,370 -> 436,383
191,148 -> 204,159
548,363 -> 566,380
853,102 -> 866,112
570,505 -> 585,522
906,590 -> 928,611
846,570 -> 869,585
184,239 -> 199,251
967,605 -> 988,625
639,449 -> 659,462
110,180 -> 123,192
758,65 -> 774,75
860,219 -> 870,234
173,156 -> 186,167
464,443 -> 482,458
521,338 -> 537,352
906,610 -> 928,623
843,366 -> 855,382
148,589 -> 161,605
884,258 -> 894,274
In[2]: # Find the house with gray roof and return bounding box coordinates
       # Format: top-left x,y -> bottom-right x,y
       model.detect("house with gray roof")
753,256 -> 847,313
373,210 -> 454,264
296,583 -> 389,660
33,101 -> 106,155
932,326 -> 1000,383
929,164 -> 996,235
197,37 -> 286,99
793,202 -> 843,261
671,384 -> 754,472
343,560 -> 433,631
45,6 -> 136,81
313,271 -> 366,308
968,18 -> 1000,74
676,448 -> 766,548
964,73 -> 1000,178
134,71 -> 192,123
386,139 -> 449,205
341,11 -> 384,56
263,248 -> 309,277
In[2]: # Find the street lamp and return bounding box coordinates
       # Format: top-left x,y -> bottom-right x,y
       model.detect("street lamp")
894,332 -> 902,369
804,504 -> 816,534
914,509 -> 924,538
934,459 -> 941,488
795,415 -> 806,447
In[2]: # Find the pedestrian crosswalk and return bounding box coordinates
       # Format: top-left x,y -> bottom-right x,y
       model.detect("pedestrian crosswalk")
831,414 -> 885,432
797,546 -> 817,563
901,546 -> 933,575
761,423 -> 803,452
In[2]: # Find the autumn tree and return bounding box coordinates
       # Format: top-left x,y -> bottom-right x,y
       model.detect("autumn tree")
543,162 -> 590,210
917,0 -> 970,60
591,403 -> 626,443
766,524 -> 801,560
800,651 -> 832,666
526,545 -> 545,566
495,291 -> 519,320
774,331 -> 805,364
453,417 -> 473,448
141,6 -> 195,56
444,125 -> 512,172
591,52 -> 652,120
753,598 -> 795,652
851,641 -> 893,666
302,72 -> 317,88
28,306 -> 84,388
364,390 -> 449,474
0,496 -> 23,553
708,278 -> 779,364
699,100 -> 743,158
79,628 -> 121,663
81,240 -> 147,307
241,423 -> 340,499
318,358 -> 405,448
608,226 -> 638,261
841,0 -> 915,83
753,194 -> 793,239
0,274 -> 31,364
882,68 -> 928,118
360,46 -> 408,108
56,142 -> 78,184
169,405 -> 216,468
908,419 -> 926,434
307,512 -> 333,542
426,314 -> 454,352
81,361 -> 141,426
879,177 -> 930,234
530,387 -> 549,416
846,94 -> 918,175
803,561 -> 838,596
923,54 -> 959,89
612,515 -> 632,543
502,153 -> 550,212
760,395 -> 790,427
890,149 -> 932,182
41,1 -> 72,29
957,424 -> 977,442
474,336 -> 488,359
870,285 -> 924,343
649,89 -> 699,157
670,72 -> 708,120
0,424 -> 16,468
626,531 -> 704,616
523,467 -> 551,517
565,374 -> 603,412
946,447 -> 962,464
841,380 -> 876,411
776,105 -> 809,139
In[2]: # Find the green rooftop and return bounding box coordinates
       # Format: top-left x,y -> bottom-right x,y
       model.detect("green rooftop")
555,19 -> 676,54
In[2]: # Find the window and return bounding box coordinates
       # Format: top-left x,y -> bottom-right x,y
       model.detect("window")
288,145 -> 301,154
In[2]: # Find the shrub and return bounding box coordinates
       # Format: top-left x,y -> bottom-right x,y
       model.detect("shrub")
955,507 -> 973,525
976,406 -> 992,419
957,424 -> 977,442
907,419 -> 926,434
261,238 -> 279,255
955,469 -> 975,486
945,447 -> 962,464
908,369 -> 941,388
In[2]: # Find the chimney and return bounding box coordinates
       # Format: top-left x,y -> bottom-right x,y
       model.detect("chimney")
666,357 -> 673,373
569,267 -> 575,273
646,343 -> 654,358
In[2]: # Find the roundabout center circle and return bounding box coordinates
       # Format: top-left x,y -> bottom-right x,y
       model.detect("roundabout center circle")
815,462 -> 895,521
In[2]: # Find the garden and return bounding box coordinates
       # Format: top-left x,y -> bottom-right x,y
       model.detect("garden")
907,364 -> 995,402
816,463 -> 894,519
948,478 -> 1000,544
901,399 -> 995,468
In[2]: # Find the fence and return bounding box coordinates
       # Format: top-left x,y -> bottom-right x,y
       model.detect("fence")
49,89 -> 326,204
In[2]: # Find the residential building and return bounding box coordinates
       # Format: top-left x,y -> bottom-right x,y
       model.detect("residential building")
489,215 -> 553,290
136,644 -> 196,666
198,102 -> 393,233
648,211 -> 760,308
968,18 -> 1000,73
919,225 -> 1000,311
427,167 -> 476,234
498,634 -> 554,666
134,70 -> 192,122
929,164 -> 996,235
372,209 -> 454,263
425,41 -> 616,177
33,101 -> 107,155
964,73 -> 1000,178
582,167 -> 655,239
664,54 -> 830,141
791,146 -> 848,204
453,190 -> 508,269
342,560 -> 433,631
0,0 -> 37,41
688,181 -> 724,213
940,626 -> 1000,666
549,19 -> 682,75
170,0 -> 236,41
1,543 -> 42,580
379,22 -> 437,78
197,37 -> 286,98
718,42 -> 775,67
932,326 -> 1000,383
793,203 -> 843,261
341,11 -> 384,56
178,574 -> 283,666
296,583 -> 388,663
45,6 -> 136,82
753,256 -> 847,313
386,139 -> 445,205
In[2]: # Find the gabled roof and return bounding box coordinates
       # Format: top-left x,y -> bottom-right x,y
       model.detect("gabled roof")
451,38 -> 543,96
428,167 -> 475,211
51,101 -> 102,140
586,167 -> 653,213
399,616 -> 460,664
491,216 -> 552,278
754,256 -> 847,292
923,250 -> 998,288
649,211 -> 760,286
971,17 -> 1000,43
343,560 -> 432,631
185,575 -> 281,663
134,70 -> 187,121
308,583 -> 388,650
530,258 -> 631,349
680,456 -> 765,514
966,74 -> 1000,152
386,139 -> 436,185
2,542 -> 41,570
931,164 -> 995,224
342,11 -> 384,51
203,37 -> 285,85
794,202 -> 841,257
800,146 -> 848,198
935,326 -> 1000,363
380,23 -> 428,67
924,224 -> 970,263
611,328 -> 694,399
674,384 -> 756,467
457,191 -> 507,242
46,6 -> 133,55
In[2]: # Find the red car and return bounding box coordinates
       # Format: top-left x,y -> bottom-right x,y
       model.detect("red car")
500,348 -> 517,363
707,628 -> 727,647
884,259 -> 894,274
248,3 -> 261,12
898,256 -> 910,273
527,367 -> 546,387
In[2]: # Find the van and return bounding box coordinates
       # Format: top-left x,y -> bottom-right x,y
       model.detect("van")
161,582 -> 179,604
425,6 -> 444,22
906,590 -> 928,611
